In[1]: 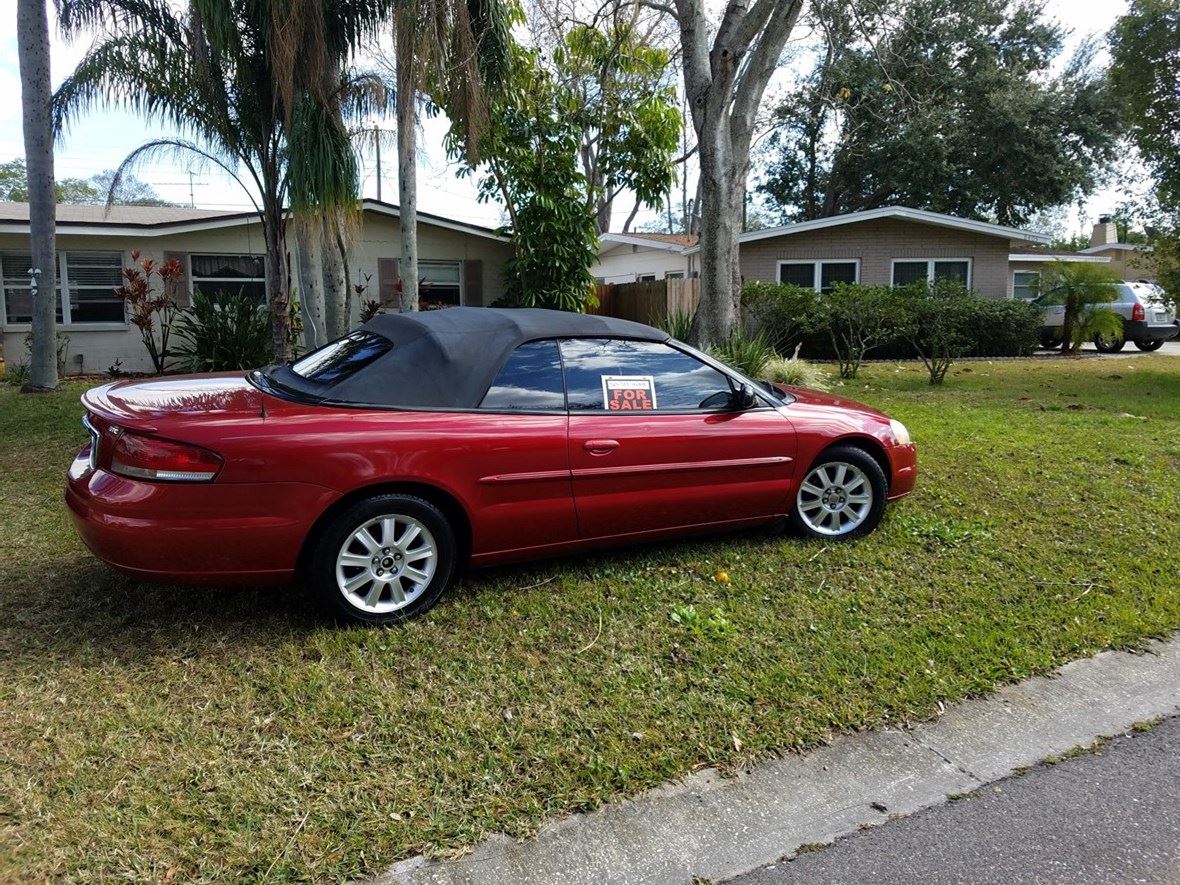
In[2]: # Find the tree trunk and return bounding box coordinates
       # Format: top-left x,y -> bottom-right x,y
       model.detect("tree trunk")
263,206 -> 292,362
690,129 -> 744,348
295,218 -> 326,350
18,0 -> 57,392
321,212 -> 347,337
395,8 -> 419,312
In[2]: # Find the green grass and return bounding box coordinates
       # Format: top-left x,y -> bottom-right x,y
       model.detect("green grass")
1,357 -> 1178,882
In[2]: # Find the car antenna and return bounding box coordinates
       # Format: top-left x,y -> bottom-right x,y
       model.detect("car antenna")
259,396 -> 268,419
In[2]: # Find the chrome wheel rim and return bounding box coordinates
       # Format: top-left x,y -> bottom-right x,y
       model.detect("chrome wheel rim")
335,514 -> 437,614
797,462 -> 873,536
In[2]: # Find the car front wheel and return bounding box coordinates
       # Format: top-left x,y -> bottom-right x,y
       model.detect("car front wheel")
791,445 -> 888,541
1135,338 -> 1165,352
1093,332 -> 1125,353
310,493 -> 457,625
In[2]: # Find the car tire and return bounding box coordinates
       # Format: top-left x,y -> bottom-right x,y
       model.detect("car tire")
1039,334 -> 1063,350
309,493 -> 457,626
1093,332 -> 1125,353
1134,339 -> 1165,352
790,445 -> 888,541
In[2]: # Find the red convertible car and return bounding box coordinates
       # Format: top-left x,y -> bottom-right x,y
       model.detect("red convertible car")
67,308 -> 916,625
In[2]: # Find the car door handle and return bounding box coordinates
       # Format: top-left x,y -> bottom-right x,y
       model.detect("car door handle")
583,439 -> 620,455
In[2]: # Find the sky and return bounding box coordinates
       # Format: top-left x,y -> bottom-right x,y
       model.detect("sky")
0,0 -> 1137,237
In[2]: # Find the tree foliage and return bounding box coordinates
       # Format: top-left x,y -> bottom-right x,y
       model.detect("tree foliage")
0,158 -> 174,205
761,0 -> 1120,225
452,41 -> 599,310
1032,260 -> 1121,355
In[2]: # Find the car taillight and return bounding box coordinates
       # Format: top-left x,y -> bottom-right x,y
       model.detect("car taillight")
109,431 -> 222,482
1132,303 -> 1145,322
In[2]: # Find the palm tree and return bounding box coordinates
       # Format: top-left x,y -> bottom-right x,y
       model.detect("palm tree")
1035,261 -> 1121,354
17,0 -> 58,392
53,0 -> 379,359
384,0 -> 510,310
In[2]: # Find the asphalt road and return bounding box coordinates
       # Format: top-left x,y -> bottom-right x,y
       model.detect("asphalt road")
731,717 -> 1180,885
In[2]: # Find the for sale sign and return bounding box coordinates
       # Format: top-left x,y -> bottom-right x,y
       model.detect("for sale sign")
601,375 -> 657,411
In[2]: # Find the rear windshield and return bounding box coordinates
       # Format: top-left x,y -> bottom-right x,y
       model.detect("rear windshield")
289,331 -> 392,385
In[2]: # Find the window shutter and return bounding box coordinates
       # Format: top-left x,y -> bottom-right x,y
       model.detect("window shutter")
463,259 -> 483,306
378,257 -> 399,306
163,251 -> 191,307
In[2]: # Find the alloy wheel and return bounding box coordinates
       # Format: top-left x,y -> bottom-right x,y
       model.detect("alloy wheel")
335,514 -> 437,613
796,461 -> 874,536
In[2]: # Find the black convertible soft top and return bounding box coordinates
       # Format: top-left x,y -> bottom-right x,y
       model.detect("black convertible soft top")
260,307 -> 669,409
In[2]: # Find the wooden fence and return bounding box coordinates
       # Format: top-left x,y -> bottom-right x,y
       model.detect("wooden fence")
589,278 -> 700,326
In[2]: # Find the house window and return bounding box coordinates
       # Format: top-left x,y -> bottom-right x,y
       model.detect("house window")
666,272 -> 684,280
1013,270 -> 1039,300
637,273 -> 657,282
419,261 -> 462,308
191,254 -> 266,303
891,258 -> 973,288
777,260 -> 860,293
2,251 -> 124,325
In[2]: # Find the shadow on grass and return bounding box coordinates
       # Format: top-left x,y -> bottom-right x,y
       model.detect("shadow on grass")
1,523 -> 795,666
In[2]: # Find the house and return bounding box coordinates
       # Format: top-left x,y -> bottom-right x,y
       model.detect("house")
590,232 -> 698,283
0,199 -> 513,373
595,207 -> 1061,300
1076,214 -> 1156,281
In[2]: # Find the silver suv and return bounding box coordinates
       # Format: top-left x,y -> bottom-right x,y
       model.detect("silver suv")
1036,281 -> 1178,352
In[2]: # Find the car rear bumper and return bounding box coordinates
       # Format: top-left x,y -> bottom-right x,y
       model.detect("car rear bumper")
1125,319 -> 1179,342
66,450 -> 338,585
887,442 -> 918,500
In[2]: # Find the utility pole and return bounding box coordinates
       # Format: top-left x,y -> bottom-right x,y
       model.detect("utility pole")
187,170 -> 195,208
374,125 -> 382,202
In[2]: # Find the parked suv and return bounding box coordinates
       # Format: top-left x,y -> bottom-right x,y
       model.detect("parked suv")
1035,281 -> 1178,352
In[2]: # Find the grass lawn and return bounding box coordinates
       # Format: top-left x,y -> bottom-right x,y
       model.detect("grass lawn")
1,357 -> 1178,883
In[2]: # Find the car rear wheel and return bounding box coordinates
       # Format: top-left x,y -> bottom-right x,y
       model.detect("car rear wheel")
1135,338 -> 1165,352
1093,332 -> 1125,353
1039,334 -> 1063,350
790,446 -> 887,541
310,494 -> 457,625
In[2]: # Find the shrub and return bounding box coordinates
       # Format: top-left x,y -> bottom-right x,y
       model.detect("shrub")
960,298 -> 1040,357
892,281 -> 975,385
709,331 -> 775,378
171,291 -> 274,372
113,250 -> 184,374
742,281 -> 818,354
762,346 -> 831,390
807,283 -> 898,378
659,308 -> 695,342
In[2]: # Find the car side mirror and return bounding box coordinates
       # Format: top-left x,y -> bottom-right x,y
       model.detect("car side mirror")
729,383 -> 757,411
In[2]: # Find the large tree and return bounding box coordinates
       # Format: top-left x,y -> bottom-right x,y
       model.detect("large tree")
17,0 -> 58,393
54,0 -> 376,360
761,0 -> 1120,225
0,158 -> 174,205
664,0 -> 805,346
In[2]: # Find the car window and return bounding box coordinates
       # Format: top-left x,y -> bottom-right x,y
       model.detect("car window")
479,340 -> 565,410
559,338 -> 735,411
289,330 -> 392,385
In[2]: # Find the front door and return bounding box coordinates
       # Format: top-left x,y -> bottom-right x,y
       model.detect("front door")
560,338 -> 796,539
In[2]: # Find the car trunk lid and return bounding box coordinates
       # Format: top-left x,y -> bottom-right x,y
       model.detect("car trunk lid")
82,373 -> 271,434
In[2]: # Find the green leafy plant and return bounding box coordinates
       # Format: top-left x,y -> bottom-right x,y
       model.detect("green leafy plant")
170,291 -> 274,372
113,250 -> 183,374
670,604 -> 735,640
742,281 -> 818,354
892,280 -> 975,385
1074,306 -> 1124,350
709,331 -> 775,378
762,345 -> 830,390
1032,261 -> 1121,354
658,308 -> 695,341
808,283 -> 897,379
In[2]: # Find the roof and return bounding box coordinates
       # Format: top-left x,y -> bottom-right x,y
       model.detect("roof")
599,232 -> 699,253
267,307 -> 668,410
1010,253 -> 1111,264
0,198 -> 506,242
682,207 -> 1052,253
1079,242 -> 1153,254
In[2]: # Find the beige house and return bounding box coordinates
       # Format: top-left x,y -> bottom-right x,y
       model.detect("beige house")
594,207 -> 1055,299
0,199 -> 512,373
1077,214 -> 1156,280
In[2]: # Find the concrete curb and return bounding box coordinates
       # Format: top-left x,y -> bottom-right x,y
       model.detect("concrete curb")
372,637 -> 1180,885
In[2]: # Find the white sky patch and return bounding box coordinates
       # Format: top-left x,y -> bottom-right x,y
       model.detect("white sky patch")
0,0 -> 1140,235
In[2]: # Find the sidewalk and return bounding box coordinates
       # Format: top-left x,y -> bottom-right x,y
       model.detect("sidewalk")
373,635 -> 1180,885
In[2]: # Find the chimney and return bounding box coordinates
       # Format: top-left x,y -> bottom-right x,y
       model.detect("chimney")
1090,214 -> 1118,247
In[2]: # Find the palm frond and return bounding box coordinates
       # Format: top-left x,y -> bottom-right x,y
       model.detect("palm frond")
110,138 -> 260,214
